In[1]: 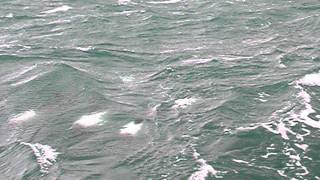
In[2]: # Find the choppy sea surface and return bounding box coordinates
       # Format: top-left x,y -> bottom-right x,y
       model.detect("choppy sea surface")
0,0 -> 319,179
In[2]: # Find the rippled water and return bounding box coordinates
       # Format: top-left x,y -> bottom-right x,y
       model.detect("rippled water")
0,0 -> 319,179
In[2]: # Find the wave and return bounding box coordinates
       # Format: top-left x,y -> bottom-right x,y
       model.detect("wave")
10,72 -> 47,86
1,64 -> 37,83
21,142 -> 60,174
189,148 -> 224,180
233,71 -> 320,178
73,112 -> 107,128
8,110 -> 36,124
120,121 -> 143,135
172,97 -> 197,109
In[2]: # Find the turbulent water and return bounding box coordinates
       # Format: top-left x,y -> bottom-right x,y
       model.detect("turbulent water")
0,0 -> 319,179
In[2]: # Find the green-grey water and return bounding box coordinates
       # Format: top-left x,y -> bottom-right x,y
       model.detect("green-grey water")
0,0 -> 319,179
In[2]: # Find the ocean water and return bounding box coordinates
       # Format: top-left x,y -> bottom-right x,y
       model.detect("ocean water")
0,0 -> 319,179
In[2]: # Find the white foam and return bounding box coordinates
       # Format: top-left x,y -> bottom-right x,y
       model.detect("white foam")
21,142 -> 60,173
294,84 -> 320,128
149,0 -> 182,4
181,58 -> 212,65
261,152 -> 278,158
73,112 -> 106,128
279,63 -> 287,68
9,110 -> 36,124
277,122 -> 291,140
76,46 -> 93,52
189,159 -> 219,180
189,150 -> 222,180
297,73 -> 320,86
232,159 -> 250,164
42,5 -> 72,14
283,146 -> 309,177
5,13 -> 13,18
120,75 -> 135,83
173,97 -> 197,109
120,121 -> 143,135
294,143 -> 308,151
236,125 -> 259,131
277,170 -> 288,178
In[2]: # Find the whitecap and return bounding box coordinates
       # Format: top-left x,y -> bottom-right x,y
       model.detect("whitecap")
189,149 -> 223,180
8,110 -> 36,124
73,112 -> 106,128
42,5 -> 72,14
294,84 -> 320,128
189,159 -> 219,180
279,63 -> 287,68
5,13 -> 13,18
173,97 -> 197,109
21,142 -> 60,173
120,75 -> 135,83
76,46 -> 93,52
120,121 -> 143,135
297,72 -> 320,86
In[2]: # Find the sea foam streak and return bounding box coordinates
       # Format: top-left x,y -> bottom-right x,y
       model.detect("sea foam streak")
42,5 -> 72,14
2,64 -> 37,83
120,121 -> 142,135
21,142 -> 60,173
73,112 -> 106,128
10,72 -> 46,86
8,110 -> 36,124
181,58 -> 212,65
237,72 -> 319,178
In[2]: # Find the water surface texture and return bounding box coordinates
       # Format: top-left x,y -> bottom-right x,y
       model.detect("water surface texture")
0,0 -> 320,179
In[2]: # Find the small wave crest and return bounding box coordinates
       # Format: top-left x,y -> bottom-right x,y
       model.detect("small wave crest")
73,112 -> 107,128
173,97 -> 197,109
189,148 -> 224,180
120,121 -> 143,135
42,5 -> 72,14
21,142 -> 60,174
8,110 -> 36,124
